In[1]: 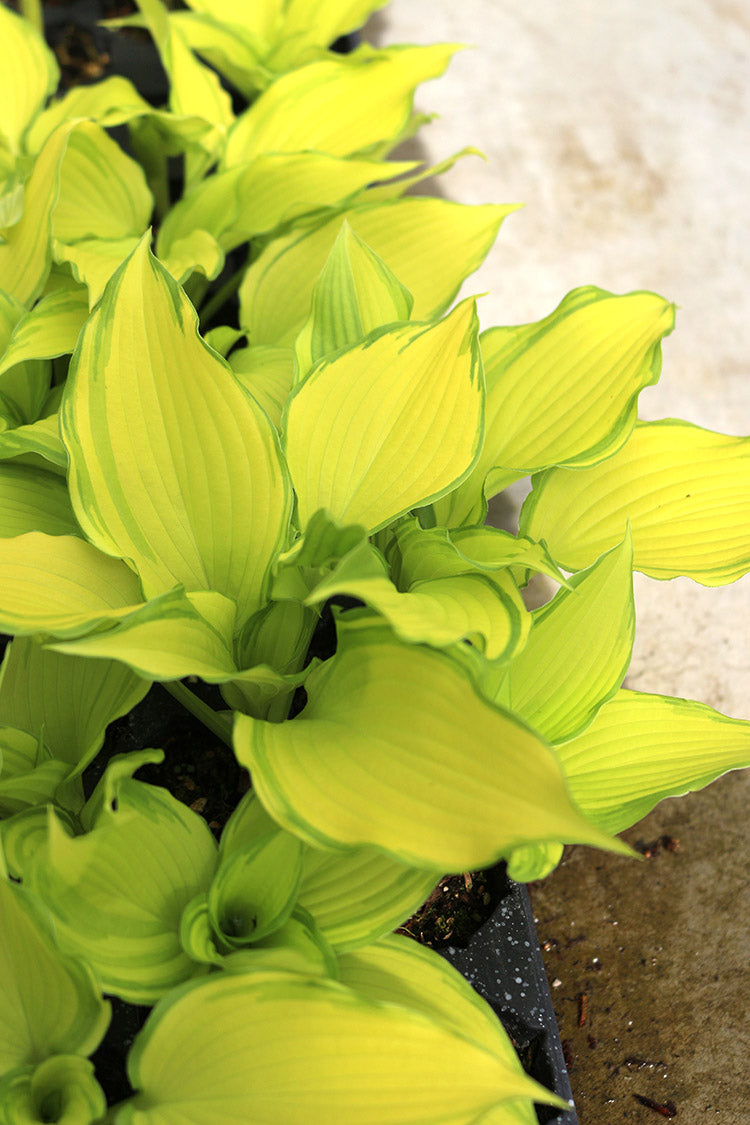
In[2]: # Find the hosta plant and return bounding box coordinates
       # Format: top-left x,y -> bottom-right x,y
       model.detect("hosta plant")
1,0 -> 749,1122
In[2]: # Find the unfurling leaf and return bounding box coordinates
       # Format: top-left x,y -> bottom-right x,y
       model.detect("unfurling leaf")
284,299 -> 483,533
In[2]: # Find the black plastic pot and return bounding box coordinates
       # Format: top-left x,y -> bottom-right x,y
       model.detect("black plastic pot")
42,0 -> 169,104
441,866 -> 578,1125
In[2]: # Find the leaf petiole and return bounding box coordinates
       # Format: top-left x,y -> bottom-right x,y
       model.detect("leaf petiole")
163,681 -> 234,748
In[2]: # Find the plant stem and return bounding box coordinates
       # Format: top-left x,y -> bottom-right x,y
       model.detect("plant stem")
20,0 -> 43,33
163,681 -> 234,748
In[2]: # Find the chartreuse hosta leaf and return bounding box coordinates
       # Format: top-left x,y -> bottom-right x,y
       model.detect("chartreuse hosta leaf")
390,519 -> 566,592
225,0 -> 389,68
218,907 -> 339,980
26,76 -> 152,154
338,935 -> 551,1125
222,598 -> 317,719
505,842 -> 565,885
0,341 -> 50,433
220,789 -> 439,953
12,778 -> 218,1004
557,689 -> 750,836
235,616 -> 630,871
239,196 -> 516,346
0,636 -> 148,783
0,283 -> 89,377
0,532 -> 145,637
298,844 -> 439,953
116,970 -> 550,1125
0,122 -> 76,304
49,591 -> 313,719
0,727 -> 70,819
0,463 -> 78,538
135,0 -> 234,138
223,44 -> 457,168
48,589 -> 240,682
274,507 -> 368,578
432,287 -> 675,527
175,0 -> 382,53
52,121 -> 153,304
488,534 -> 634,744
53,123 -> 152,245
306,538 -> 526,661
62,236 -> 291,626
229,345 -> 293,429
157,153 -> 417,264
0,4 -> 58,158
0,872 -> 109,1076
294,221 -> 413,378
180,859 -> 338,979
162,11 -> 267,100
0,412 -> 67,471
521,419 -> 750,585
0,1055 -> 105,1125
285,299 -> 483,534
208,830 -> 303,948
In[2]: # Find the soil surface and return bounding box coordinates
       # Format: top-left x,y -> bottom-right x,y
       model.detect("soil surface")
396,870 -> 496,948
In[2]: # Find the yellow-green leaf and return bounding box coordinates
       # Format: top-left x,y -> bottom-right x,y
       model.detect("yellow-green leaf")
223,44 -> 457,167
157,153 -> 418,260
307,540 -> 525,660
0,1056 -> 106,1125
17,780 -> 217,1004
338,936 -> 554,1123
136,0 -> 234,136
0,4 -> 58,157
229,345 -> 293,429
234,617 -> 629,871
47,589 -> 238,682
434,287 -> 675,527
392,520 -> 566,589
0,636 -> 148,774
0,284 -> 89,377
557,689 -> 750,835
0,532 -> 144,638
239,196 -> 515,346
0,876 -> 109,1076
53,121 -> 152,244
61,237 -> 292,624
0,463 -> 78,538
167,11 -> 266,99
53,235 -> 142,307
26,77 -> 152,154
0,123 -> 74,304
219,789 -> 439,953
271,0 -> 390,59
490,534 -> 635,743
298,845 -> 439,953
0,412 -> 67,470
294,220 -> 413,377
521,419 -> 750,585
208,832 -> 303,948
284,299 -> 483,533
117,969 -> 550,1124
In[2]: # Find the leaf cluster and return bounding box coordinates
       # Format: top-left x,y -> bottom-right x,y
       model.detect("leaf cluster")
1,0 -> 749,1121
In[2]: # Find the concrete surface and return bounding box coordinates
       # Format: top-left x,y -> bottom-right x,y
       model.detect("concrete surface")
369,4 -> 749,1121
